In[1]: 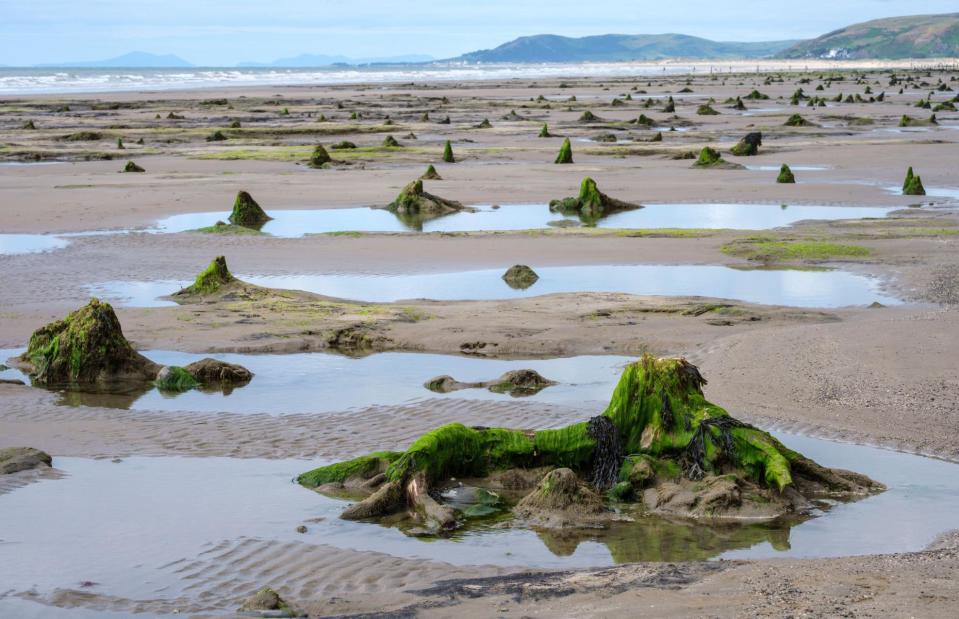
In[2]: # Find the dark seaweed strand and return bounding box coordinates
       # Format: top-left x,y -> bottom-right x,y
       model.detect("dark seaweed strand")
680,416 -> 749,481
587,416 -> 624,489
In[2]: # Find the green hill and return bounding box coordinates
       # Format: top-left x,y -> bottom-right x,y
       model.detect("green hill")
457,34 -> 797,63
778,13 -> 959,59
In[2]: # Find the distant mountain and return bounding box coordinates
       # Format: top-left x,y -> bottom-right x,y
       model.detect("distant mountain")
456,34 -> 798,63
38,52 -> 193,68
777,13 -> 959,59
239,53 -> 434,67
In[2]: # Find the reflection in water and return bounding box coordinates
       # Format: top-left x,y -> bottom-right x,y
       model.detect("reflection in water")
536,516 -> 794,563
152,202 -> 900,235
89,264 -> 899,308
1,348 -> 631,415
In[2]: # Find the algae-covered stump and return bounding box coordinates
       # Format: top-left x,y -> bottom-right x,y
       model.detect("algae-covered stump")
122,161 -> 145,173
777,164 -> 796,184
0,447 -> 52,475
549,177 -> 641,222
554,137 -> 573,164
13,299 -> 159,388
174,256 -> 237,297
308,144 -> 331,168
538,123 -> 552,138
228,191 -> 272,227
694,146 -> 735,168
420,164 -> 442,180
730,132 -> 762,157
903,166 -> 926,196
784,113 -> 811,127
502,264 -> 540,289
386,179 -> 465,217
442,140 -> 455,163
299,355 -> 882,533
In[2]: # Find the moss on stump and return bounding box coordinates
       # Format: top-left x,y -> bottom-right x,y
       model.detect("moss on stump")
228,191 -> 272,227
420,164 -> 442,180
903,167 -> 926,196
554,137 -> 573,164
17,299 -> 158,387
442,140 -> 455,163
549,177 -> 641,222
777,164 -> 796,184
122,161 -> 145,173
387,179 -> 464,217
175,256 -> 237,296
308,144 -> 331,168
299,355 -> 882,532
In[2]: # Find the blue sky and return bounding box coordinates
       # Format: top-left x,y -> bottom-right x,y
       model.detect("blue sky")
1,1 -> 955,65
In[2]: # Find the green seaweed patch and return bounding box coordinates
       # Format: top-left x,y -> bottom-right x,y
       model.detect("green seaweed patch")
195,221 -> 264,235
723,239 -> 871,263
155,366 -> 198,392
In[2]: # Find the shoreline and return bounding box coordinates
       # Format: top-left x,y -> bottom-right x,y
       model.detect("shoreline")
2,57 -> 958,98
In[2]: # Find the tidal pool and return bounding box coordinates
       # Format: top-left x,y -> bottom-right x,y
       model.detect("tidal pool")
88,264 -> 900,308
152,202 -> 899,234
0,433 -> 956,615
0,348 -> 632,414
0,233 -> 69,255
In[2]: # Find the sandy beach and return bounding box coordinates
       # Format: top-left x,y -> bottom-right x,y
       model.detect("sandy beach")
2,67 -> 959,617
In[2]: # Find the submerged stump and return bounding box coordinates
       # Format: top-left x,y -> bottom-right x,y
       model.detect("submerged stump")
386,179 -> 465,218
502,264 -> 540,289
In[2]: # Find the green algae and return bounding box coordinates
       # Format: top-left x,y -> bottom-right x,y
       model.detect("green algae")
554,137 -> 573,164
299,356 -> 823,509
784,113 -> 810,127
229,190 -> 272,227
776,164 -> 796,184
420,164 -> 442,180
308,144 -> 331,168
442,140 -> 455,163
694,146 -> 724,167
20,298 -> 156,387
382,135 -> 401,148
902,167 -> 926,196
696,103 -> 719,115
548,177 -> 641,222
538,123 -> 552,138
176,256 -> 237,296
154,366 -> 198,393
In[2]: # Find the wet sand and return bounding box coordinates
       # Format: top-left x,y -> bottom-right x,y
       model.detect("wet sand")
2,68 -> 959,617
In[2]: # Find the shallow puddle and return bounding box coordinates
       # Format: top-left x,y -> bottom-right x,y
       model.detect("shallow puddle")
0,432 -> 956,614
152,202 -> 899,234
88,264 -> 900,308
0,233 -> 69,255
0,349 -> 631,414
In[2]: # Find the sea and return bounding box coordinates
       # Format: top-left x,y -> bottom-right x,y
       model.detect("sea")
0,59 -> 917,96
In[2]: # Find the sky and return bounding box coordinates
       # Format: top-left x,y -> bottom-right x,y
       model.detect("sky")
1,0 -> 955,66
